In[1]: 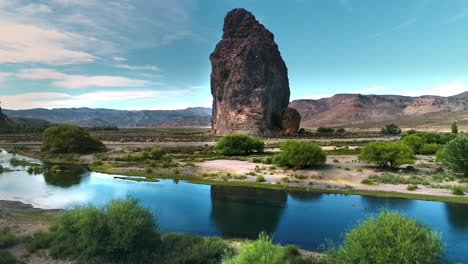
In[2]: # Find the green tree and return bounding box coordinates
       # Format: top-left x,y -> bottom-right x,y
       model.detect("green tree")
452,121 -> 458,134
419,143 -> 442,155
359,141 -> 415,169
273,141 -> 326,168
42,124 -> 104,154
443,133 -> 468,176
381,123 -> 402,135
214,133 -> 264,155
402,134 -> 425,153
328,210 -> 444,264
336,128 -> 346,133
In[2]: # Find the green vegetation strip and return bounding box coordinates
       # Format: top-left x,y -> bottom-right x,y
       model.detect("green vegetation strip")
89,164 -> 468,204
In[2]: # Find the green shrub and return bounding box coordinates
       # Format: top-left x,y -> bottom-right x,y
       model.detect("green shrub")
0,249 -> 23,264
273,141 -> 326,168
48,198 -> 161,261
419,143 -> 441,155
452,185 -> 465,195
0,228 -> 16,248
452,121 -> 458,134
145,165 -> 153,173
381,123 -> 401,135
261,157 -> 273,164
24,231 -> 53,253
440,133 -> 457,144
41,124 -> 104,154
223,233 -> 319,264
336,128 -> 346,133
214,133 -> 264,156
328,210 -> 444,264
402,134 -> 425,153
443,133 -> 468,176
256,175 -> 266,182
150,147 -> 166,160
407,184 -> 418,191
359,141 -> 415,169
435,148 -> 445,162
317,127 -> 335,133
361,179 -> 373,185
159,233 -> 228,264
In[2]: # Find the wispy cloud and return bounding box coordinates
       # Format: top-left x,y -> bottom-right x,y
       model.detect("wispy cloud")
0,73 -> 13,81
1,90 -> 190,110
17,68 -> 151,89
403,81 -> 468,97
112,56 -> 127,62
115,64 -> 159,71
0,21 -> 96,65
353,86 -> 385,94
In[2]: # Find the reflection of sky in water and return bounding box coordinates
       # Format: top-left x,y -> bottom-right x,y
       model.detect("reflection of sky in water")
0,150 -> 467,263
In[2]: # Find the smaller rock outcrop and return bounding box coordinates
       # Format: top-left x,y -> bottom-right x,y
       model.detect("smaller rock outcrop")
282,108 -> 301,135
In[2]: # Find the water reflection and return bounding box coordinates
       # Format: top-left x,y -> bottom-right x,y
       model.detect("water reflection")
445,203 -> 468,230
210,185 -> 287,238
360,195 -> 414,212
43,167 -> 89,188
288,191 -> 322,201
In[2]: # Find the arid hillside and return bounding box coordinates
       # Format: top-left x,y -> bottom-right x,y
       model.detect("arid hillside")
289,93 -> 467,131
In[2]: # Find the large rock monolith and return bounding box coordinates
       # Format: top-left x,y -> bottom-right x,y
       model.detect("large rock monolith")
210,8 -> 293,135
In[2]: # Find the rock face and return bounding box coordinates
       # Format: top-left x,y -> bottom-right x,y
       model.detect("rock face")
210,8 -> 292,135
282,108 -> 301,135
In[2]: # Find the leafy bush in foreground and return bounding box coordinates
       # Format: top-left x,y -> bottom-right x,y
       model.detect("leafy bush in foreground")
273,141 -> 326,168
359,141 -> 415,169
215,133 -> 264,155
223,233 -> 321,264
42,124 -> 104,154
328,210 -> 444,264
159,233 -> 228,264
48,198 -> 161,262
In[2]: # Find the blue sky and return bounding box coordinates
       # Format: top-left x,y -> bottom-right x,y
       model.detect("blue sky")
1,0 -> 468,110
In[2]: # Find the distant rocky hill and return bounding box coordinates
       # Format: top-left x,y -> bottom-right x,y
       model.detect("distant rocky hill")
289,93 -> 467,129
3,107 -> 211,128
0,107 -> 51,130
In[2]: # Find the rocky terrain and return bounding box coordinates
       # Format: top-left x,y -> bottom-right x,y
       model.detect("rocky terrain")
289,93 -> 467,129
210,8 -> 296,136
0,105 -> 50,130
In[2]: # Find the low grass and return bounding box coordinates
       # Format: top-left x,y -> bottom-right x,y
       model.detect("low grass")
114,176 -> 160,182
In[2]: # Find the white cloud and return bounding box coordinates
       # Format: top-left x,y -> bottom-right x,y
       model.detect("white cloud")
0,73 -> 12,81
17,68 -> 150,88
115,64 -> 159,71
1,90 -> 189,110
403,81 -> 468,97
112,56 -> 127,61
353,86 -> 385,94
292,94 -> 334,100
0,22 -> 96,65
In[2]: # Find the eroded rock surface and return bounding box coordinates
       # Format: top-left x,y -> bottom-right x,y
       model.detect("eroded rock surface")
210,8 -> 291,135
282,108 -> 301,135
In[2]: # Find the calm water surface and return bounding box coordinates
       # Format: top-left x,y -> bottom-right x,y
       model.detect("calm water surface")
0,150 -> 467,263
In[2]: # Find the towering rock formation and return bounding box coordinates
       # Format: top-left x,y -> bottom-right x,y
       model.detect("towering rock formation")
210,8 -> 296,135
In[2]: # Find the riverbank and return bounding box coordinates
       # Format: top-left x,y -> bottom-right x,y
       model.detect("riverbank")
8,145 -> 468,204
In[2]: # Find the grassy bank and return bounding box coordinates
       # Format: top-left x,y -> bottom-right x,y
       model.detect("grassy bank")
89,164 -> 468,204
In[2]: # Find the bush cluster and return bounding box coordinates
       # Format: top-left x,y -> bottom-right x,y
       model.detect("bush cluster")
328,210 -> 444,264
214,133 -> 264,156
359,141 -> 415,169
273,141 -> 326,168
442,133 -> 468,177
